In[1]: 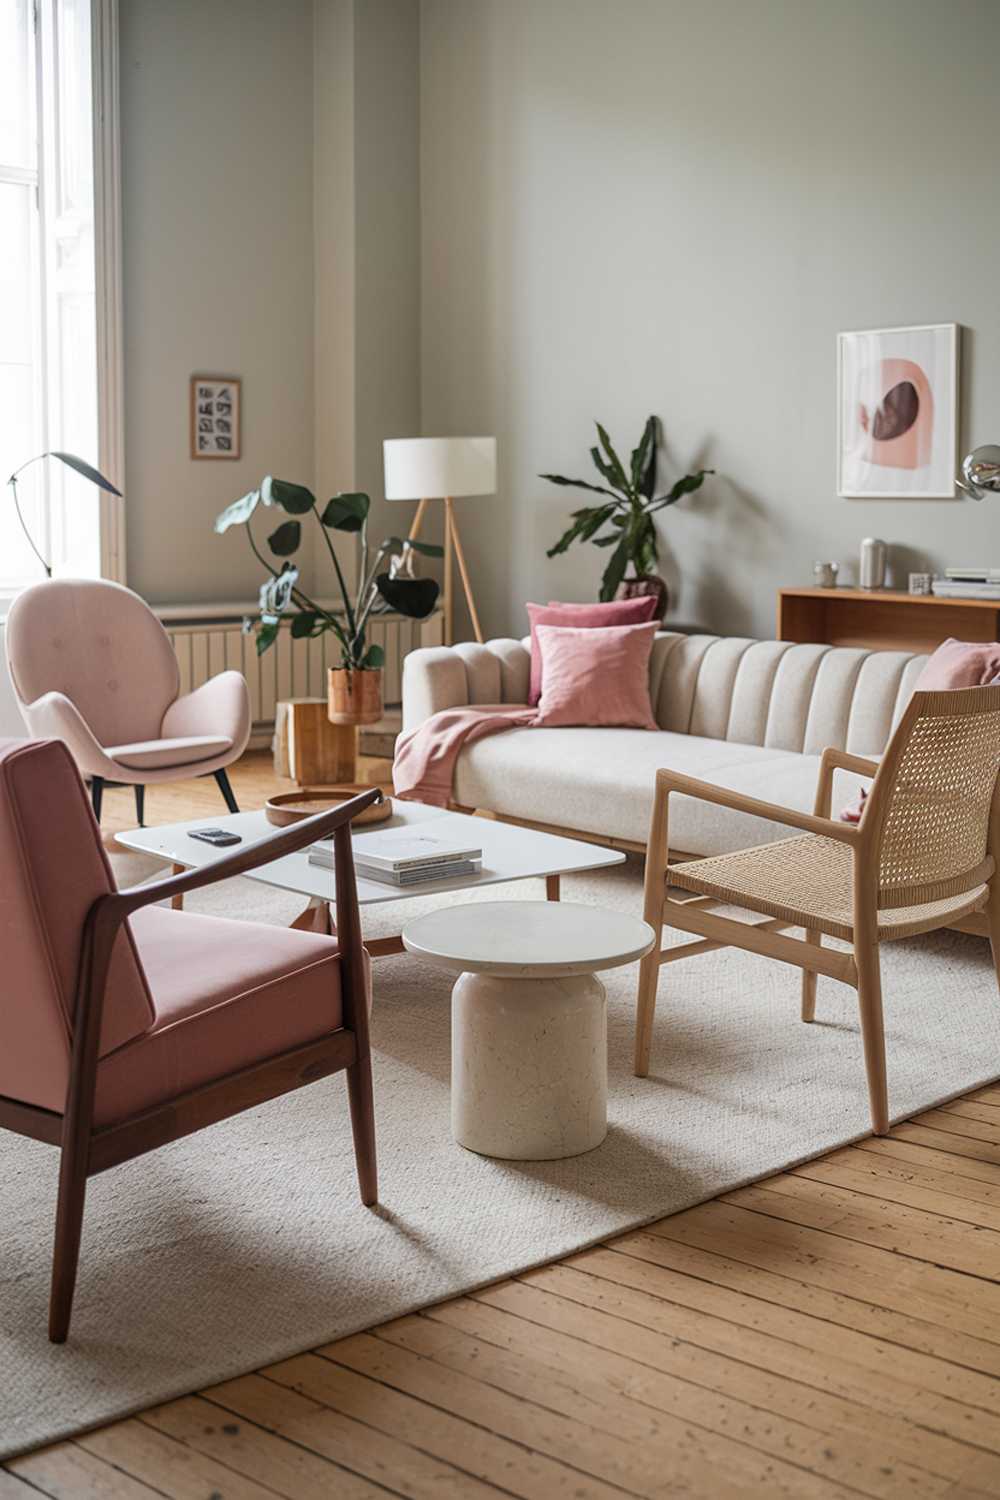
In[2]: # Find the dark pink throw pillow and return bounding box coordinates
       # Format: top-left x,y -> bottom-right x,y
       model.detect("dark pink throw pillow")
526,597 -> 658,705
533,622 -> 659,728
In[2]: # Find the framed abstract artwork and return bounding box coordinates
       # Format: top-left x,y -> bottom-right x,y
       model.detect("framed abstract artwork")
837,324 -> 958,498
190,375 -> 241,460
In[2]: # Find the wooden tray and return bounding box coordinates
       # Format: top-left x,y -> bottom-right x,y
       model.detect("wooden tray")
264,786 -> 393,828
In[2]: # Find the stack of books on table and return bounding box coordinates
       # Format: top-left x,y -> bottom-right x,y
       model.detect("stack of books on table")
931,568 -> 1000,600
309,829 -> 483,886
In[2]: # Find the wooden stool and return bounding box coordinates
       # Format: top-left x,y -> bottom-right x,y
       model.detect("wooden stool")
273,699 -> 357,785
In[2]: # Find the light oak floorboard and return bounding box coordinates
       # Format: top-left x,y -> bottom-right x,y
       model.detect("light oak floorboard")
721,1175 -> 1000,1280
371,1313 -> 854,1500
609,1226 -> 1000,1380
572,1242 -> 1000,1417
517,1263 -> 1000,1464
6,1444 -> 164,1499
78,1418 -> 284,1500
793,1145 -> 1000,1218
204,1370 -> 503,1499
141,1393 -> 392,1499
385,1302 -> 944,1500
0,1470 -> 53,1499
6,751 -> 1000,1499
911,1110 -> 1000,1147
852,1133 -> 1000,1189
472,1277 -> 1000,1491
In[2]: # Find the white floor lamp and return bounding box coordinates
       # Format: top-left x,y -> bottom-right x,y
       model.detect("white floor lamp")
383,437 -> 497,645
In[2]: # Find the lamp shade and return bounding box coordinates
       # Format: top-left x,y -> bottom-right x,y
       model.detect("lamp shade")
383,436 -> 497,500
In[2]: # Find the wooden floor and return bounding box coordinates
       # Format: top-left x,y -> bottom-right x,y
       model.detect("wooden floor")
5,754 -> 1000,1498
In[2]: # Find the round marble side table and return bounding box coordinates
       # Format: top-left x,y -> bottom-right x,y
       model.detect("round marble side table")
401,901 -> 655,1161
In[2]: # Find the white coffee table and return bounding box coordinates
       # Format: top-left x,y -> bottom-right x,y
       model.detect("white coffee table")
402,901 -> 655,1160
116,801 -> 625,956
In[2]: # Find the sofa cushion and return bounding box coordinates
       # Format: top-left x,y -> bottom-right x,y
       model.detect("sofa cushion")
94,907 -> 347,1127
452,727 -> 871,855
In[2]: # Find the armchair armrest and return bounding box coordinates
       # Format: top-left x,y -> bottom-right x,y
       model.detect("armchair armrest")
819,748 -> 880,779
161,670 -> 251,754
654,768 -> 860,846
20,691 -> 121,780
814,747 -> 879,818
400,647 -> 472,733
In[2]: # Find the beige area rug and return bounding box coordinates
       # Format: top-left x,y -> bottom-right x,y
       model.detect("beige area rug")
3,852 -> 999,1457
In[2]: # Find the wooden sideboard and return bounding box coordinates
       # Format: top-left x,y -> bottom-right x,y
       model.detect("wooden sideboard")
777,587 -> 1000,655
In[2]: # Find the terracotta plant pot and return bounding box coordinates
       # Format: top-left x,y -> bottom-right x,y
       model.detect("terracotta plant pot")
615,574 -> 668,621
327,667 -> 383,726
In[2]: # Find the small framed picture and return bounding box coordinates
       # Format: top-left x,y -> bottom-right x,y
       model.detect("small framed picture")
836,324 -> 958,499
190,375 -> 241,460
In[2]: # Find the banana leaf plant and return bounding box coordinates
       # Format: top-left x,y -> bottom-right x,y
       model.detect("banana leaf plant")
215,476 -> 442,670
541,416 -> 712,602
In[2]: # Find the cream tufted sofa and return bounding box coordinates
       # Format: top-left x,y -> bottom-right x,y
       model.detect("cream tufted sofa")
400,633 -> 931,855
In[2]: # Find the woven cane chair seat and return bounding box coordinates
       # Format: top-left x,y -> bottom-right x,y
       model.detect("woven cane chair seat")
669,834 -> 989,943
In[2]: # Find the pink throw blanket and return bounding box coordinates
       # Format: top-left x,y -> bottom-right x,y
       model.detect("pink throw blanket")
393,705 -> 538,806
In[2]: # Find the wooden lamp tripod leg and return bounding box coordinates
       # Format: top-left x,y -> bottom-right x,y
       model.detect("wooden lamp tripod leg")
405,495 -> 460,646
444,496 -> 484,645
407,497 -> 428,543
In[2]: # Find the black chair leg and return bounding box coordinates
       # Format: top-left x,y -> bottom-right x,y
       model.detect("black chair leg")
214,767 -> 240,814
90,776 -> 104,822
134,785 -> 145,827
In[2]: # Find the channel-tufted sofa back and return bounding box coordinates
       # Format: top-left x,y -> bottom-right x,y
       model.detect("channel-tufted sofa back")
401,633 -> 929,758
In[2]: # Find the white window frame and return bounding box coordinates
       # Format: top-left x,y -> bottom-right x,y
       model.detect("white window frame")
90,0 -> 125,583
0,0 -> 124,604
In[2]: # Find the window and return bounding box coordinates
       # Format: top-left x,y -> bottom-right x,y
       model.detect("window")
1,0 -> 102,596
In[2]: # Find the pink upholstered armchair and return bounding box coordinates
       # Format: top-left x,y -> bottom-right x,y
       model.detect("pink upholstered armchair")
4,578 -> 251,824
0,738 -> 378,1342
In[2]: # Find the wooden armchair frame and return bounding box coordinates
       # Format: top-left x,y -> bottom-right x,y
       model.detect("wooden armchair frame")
634,688 -> 1000,1136
0,786 -> 382,1342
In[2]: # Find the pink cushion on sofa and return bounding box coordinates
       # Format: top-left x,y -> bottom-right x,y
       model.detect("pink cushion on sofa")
915,638 -> 1000,690
534,622 -> 659,729
526,598 -> 658,705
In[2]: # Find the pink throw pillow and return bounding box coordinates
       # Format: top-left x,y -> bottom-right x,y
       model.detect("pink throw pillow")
533,622 -> 659,728
526,597 -> 658,705
915,638 -> 1000,690
839,786 -> 869,824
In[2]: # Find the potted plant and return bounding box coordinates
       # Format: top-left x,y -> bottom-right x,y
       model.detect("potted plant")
215,477 -> 441,726
541,416 -> 712,619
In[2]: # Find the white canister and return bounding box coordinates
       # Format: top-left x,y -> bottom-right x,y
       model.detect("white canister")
859,538 -> 887,590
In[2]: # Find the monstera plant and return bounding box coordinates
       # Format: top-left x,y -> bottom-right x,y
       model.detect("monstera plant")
542,416 -> 712,617
215,477 -> 441,723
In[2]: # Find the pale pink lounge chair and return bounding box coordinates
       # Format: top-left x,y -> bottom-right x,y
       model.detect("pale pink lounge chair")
0,737 -> 378,1342
5,578 -> 251,824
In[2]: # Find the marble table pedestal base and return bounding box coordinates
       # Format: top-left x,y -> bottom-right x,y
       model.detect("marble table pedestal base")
451,970 -> 608,1160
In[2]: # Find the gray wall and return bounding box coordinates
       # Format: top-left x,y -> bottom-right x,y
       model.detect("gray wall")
420,0 -> 1000,642
354,0 -> 423,554
120,0 -> 316,602
119,0 -> 420,606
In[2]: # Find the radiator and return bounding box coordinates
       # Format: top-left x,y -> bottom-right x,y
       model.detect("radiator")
156,603 -> 444,737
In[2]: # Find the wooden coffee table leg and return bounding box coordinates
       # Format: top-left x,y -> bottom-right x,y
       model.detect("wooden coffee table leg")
289,902 -> 403,955
171,864 -> 185,911
290,898 -> 333,935
365,935 -> 406,957
546,874 -> 561,902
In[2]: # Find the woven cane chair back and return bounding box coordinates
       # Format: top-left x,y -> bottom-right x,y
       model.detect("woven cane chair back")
871,686 -> 1000,909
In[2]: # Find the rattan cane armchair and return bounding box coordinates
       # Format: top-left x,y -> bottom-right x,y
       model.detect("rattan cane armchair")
633,686 -> 1000,1134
